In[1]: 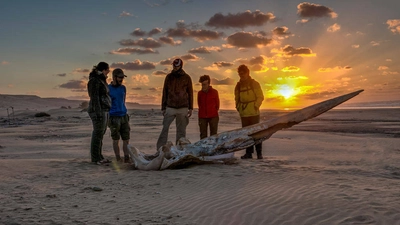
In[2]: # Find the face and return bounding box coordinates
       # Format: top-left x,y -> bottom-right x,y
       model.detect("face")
172,65 -> 181,72
201,80 -> 210,91
102,68 -> 110,77
238,70 -> 249,81
113,76 -> 124,85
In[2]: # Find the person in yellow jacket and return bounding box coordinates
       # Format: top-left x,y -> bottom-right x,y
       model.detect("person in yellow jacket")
234,64 -> 265,159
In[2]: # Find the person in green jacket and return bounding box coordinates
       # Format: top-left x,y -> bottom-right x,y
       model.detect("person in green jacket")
234,64 -> 265,159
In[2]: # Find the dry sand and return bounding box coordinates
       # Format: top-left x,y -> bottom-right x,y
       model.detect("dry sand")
0,97 -> 400,225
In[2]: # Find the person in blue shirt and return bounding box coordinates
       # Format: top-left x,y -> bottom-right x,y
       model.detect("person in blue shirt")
108,68 -> 131,163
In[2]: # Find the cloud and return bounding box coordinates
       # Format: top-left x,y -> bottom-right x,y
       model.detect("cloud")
351,45 -> 360,49
132,87 -> 142,90
55,73 -> 67,77
119,11 -> 135,18
386,19 -> 400,34
131,28 -> 146,36
111,60 -> 156,70
318,66 -> 352,72
109,47 -> 158,55
119,38 -> 162,48
211,77 -> 236,85
274,45 -> 316,57
159,54 -> 200,65
1,61 -> 10,65
370,41 -> 380,46
297,2 -> 338,19
327,23 -> 341,32
226,31 -> 273,48
378,66 -> 389,70
152,70 -> 168,76
73,68 -> 90,73
143,0 -> 170,7
281,66 -> 300,72
149,27 -> 162,36
59,80 -> 86,90
180,53 -> 201,61
166,21 -> 224,42
131,27 -> 163,37
205,10 -> 275,28
131,74 -> 150,85
272,26 -> 291,36
213,61 -> 234,67
158,36 -> 182,46
188,46 -> 222,54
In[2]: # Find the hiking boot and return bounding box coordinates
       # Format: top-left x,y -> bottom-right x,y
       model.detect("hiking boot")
124,155 -> 130,163
256,149 -> 263,159
116,155 -> 122,162
241,153 -> 253,159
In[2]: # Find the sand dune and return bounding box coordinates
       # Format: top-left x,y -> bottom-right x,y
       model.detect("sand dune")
0,97 -> 400,224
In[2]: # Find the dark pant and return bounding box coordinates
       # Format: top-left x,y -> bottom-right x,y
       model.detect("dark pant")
241,115 -> 262,155
89,112 -> 109,162
198,116 -> 219,139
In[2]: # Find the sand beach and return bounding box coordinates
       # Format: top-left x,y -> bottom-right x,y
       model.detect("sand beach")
0,96 -> 399,225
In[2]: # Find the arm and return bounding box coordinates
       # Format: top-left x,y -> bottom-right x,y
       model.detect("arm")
234,83 -> 240,111
161,75 -> 168,111
253,81 -> 264,109
215,89 -> 220,111
187,75 -> 194,110
88,79 -> 102,115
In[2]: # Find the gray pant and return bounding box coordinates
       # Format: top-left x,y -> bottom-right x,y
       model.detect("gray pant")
156,107 -> 189,150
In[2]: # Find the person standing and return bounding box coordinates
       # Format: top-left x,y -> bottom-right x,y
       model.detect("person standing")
87,62 -> 111,165
234,64 -> 264,159
108,68 -> 131,163
156,58 -> 193,150
197,75 -> 220,139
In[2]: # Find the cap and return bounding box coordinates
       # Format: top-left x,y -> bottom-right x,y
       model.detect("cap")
112,68 -> 127,78
172,58 -> 183,67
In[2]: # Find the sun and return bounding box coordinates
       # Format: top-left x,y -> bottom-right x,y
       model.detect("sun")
273,84 -> 300,100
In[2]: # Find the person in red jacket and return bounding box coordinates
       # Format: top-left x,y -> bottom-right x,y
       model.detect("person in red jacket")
197,75 -> 220,139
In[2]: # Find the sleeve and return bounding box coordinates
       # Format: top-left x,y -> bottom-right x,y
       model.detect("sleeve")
234,83 -> 240,110
187,75 -> 194,110
215,89 -> 220,111
88,79 -> 102,113
253,81 -> 264,108
161,75 -> 168,110
123,85 -> 127,104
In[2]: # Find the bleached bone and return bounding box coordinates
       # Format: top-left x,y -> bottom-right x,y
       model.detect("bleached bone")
128,90 -> 364,170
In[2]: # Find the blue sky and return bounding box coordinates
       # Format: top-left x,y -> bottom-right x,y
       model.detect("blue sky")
1,0 -> 399,109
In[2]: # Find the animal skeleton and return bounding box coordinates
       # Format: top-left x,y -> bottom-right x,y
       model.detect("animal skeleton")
128,90 -> 364,170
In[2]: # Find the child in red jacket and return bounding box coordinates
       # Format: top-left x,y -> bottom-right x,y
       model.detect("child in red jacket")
197,75 -> 220,139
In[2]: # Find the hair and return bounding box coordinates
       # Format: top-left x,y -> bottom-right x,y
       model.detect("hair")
199,75 -> 211,83
237,64 -> 249,73
92,62 -> 109,72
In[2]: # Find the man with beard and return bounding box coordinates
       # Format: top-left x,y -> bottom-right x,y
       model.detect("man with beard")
108,68 -> 131,163
156,58 -> 194,150
234,64 -> 265,159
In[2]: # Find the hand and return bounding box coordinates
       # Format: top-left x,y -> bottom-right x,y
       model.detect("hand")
162,110 -> 166,116
187,109 -> 193,118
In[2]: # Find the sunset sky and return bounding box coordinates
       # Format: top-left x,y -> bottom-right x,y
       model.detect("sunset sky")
1,0 -> 399,109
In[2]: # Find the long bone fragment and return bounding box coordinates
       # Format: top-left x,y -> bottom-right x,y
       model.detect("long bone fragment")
128,89 -> 364,170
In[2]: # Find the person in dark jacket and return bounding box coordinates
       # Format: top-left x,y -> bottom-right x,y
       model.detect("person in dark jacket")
156,58 -> 193,150
234,64 -> 264,159
197,75 -> 220,140
87,62 -> 111,165
108,68 -> 131,163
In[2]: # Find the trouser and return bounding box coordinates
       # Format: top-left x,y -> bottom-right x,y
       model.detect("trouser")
241,115 -> 262,155
89,111 -> 109,162
198,116 -> 219,139
156,107 -> 189,150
